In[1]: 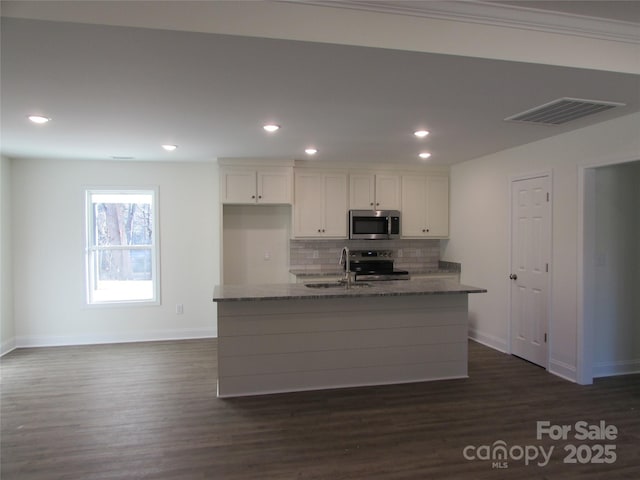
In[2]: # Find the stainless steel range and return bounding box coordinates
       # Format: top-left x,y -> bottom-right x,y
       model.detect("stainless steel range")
345,249 -> 410,281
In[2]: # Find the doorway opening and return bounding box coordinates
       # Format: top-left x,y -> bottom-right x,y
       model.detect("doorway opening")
579,160 -> 640,384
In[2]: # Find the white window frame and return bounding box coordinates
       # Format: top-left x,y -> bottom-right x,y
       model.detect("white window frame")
84,187 -> 160,306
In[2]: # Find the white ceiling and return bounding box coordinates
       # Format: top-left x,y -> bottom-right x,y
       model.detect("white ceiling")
1,1 -> 639,165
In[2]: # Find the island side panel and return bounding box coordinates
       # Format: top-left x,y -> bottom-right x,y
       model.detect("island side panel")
217,294 -> 469,397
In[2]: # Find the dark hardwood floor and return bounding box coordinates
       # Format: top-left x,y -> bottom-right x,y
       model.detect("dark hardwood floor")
2,339 -> 639,479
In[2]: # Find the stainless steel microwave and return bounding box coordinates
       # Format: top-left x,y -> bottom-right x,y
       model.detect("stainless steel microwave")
349,210 -> 401,240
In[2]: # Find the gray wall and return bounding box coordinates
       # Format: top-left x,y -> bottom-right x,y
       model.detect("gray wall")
0,156 -> 15,354
444,112 -> 640,381
290,238 -> 441,273
222,205 -> 292,285
9,158 -> 219,347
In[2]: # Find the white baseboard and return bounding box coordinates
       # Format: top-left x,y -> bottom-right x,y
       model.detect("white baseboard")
593,359 -> 640,378
549,358 -> 577,382
15,328 -> 217,348
1,337 -> 17,356
468,327 -> 508,353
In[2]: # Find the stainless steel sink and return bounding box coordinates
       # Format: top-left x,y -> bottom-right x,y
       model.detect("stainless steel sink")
305,281 -> 371,289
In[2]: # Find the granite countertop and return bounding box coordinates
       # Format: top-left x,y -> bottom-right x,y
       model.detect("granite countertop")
405,268 -> 461,275
289,268 -> 344,277
213,278 -> 486,302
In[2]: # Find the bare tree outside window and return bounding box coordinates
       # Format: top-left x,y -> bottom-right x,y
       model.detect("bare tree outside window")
85,190 -> 159,304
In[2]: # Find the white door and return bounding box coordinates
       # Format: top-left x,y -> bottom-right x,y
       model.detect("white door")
510,175 -> 551,368
375,174 -> 401,210
425,176 -> 449,237
349,174 -> 375,209
322,173 -> 348,236
293,173 -> 324,236
258,170 -> 291,204
222,170 -> 256,204
401,175 -> 428,236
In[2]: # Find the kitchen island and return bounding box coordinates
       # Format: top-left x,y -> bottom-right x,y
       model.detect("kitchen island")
213,279 -> 486,397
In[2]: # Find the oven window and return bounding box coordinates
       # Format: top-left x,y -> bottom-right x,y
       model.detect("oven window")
353,217 -> 387,234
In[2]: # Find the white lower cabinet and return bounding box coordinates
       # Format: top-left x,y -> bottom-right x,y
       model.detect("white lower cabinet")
294,171 -> 348,237
401,175 -> 449,237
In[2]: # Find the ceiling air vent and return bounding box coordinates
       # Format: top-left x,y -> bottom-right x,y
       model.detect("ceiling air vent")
505,97 -> 626,125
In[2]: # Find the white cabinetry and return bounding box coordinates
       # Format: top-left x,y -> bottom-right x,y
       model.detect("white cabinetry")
349,173 -> 400,210
401,175 -> 449,237
294,171 -> 348,237
220,167 -> 292,204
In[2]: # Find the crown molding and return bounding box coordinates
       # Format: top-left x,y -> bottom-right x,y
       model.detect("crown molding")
293,0 -> 640,44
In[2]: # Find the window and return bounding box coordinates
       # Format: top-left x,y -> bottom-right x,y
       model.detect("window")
85,189 -> 159,305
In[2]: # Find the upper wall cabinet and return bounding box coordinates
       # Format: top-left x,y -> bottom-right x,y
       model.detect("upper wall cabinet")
294,171 -> 348,237
220,166 -> 292,204
349,173 -> 401,210
401,175 -> 449,238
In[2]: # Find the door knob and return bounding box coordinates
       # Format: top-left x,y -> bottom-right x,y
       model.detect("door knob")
509,274 -> 518,280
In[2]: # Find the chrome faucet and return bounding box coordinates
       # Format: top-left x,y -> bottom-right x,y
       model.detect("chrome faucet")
339,246 -> 353,288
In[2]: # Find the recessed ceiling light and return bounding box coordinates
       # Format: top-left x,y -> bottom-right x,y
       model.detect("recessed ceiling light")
162,144 -> 177,151
419,152 -> 432,159
263,124 -> 280,133
28,115 -> 51,124
414,130 -> 430,138
305,148 -> 318,155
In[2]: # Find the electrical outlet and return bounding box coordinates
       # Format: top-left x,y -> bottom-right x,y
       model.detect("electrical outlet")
176,304 -> 184,315
312,250 -> 319,259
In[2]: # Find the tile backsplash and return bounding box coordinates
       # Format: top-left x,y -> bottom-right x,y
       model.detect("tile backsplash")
290,238 -> 441,272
